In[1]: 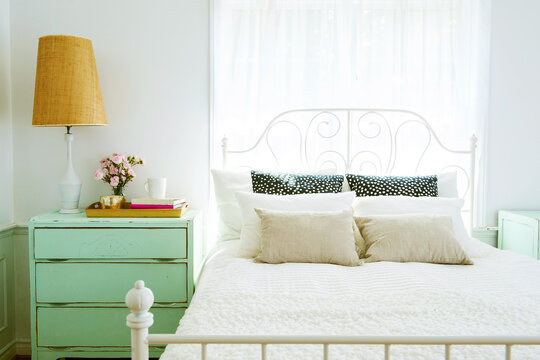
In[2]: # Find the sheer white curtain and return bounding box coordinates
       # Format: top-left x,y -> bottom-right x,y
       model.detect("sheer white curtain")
212,0 -> 491,223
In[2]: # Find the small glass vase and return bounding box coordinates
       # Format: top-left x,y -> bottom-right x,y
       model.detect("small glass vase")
100,195 -> 125,209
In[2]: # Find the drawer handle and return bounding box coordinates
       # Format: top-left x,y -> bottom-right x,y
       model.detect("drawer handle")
44,259 -> 70,262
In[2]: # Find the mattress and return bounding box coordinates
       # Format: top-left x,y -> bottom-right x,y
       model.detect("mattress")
161,240 -> 540,359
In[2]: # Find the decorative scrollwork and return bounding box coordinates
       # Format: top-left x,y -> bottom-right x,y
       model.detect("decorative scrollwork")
310,111 -> 342,139
355,111 -> 391,140
349,151 -> 384,175
392,119 -> 431,174
314,150 -> 347,172
266,120 -> 304,169
352,111 -> 393,173
305,111 -> 342,168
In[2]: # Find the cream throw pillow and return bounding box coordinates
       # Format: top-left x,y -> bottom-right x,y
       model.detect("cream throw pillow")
255,208 -> 362,266
355,214 -> 473,265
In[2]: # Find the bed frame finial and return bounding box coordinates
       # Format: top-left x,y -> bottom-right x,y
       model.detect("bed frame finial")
470,134 -> 478,148
126,280 -> 154,360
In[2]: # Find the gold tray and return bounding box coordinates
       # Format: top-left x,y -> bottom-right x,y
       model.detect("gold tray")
85,202 -> 189,218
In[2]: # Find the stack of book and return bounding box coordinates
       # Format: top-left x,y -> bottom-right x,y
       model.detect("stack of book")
130,198 -> 188,210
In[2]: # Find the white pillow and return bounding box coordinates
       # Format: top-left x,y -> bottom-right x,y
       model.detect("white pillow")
437,171 -> 459,198
236,191 -> 356,258
352,196 -> 480,256
211,169 -> 252,242
211,168 -> 336,242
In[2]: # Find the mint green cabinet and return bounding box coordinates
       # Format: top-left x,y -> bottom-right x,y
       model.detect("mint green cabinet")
498,211 -> 540,259
28,210 -> 201,360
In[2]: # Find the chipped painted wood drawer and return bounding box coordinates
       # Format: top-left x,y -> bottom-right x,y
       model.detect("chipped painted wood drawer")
33,227 -> 187,259
37,307 -> 185,347
36,262 -> 188,303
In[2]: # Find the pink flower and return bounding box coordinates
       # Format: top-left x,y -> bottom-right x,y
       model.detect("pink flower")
94,169 -> 104,180
95,153 -> 143,191
110,176 -> 119,187
112,155 -> 123,164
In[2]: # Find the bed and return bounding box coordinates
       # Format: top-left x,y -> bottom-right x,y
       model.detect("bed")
125,109 -> 540,360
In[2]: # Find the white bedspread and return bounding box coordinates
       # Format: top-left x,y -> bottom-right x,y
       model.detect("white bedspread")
161,240 -> 540,359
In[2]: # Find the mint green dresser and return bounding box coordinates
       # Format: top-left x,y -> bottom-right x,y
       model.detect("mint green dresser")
28,210 -> 202,360
498,211 -> 540,259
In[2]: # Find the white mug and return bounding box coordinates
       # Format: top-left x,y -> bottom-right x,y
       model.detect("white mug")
144,178 -> 167,199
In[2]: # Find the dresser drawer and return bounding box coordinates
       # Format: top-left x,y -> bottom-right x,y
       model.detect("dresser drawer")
37,306 -> 185,347
36,263 -> 188,303
34,228 -> 187,259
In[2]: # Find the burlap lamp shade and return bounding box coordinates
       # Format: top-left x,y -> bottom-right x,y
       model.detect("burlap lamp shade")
32,35 -> 107,126
32,35 -> 107,213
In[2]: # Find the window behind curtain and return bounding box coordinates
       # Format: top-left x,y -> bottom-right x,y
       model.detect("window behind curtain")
212,0 -> 491,221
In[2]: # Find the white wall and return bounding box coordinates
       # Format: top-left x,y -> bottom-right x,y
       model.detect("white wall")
485,0 -> 540,225
0,0 -> 13,226
10,0 -> 210,224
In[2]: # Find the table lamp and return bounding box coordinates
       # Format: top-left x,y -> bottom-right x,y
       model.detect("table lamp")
32,35 -> 107,213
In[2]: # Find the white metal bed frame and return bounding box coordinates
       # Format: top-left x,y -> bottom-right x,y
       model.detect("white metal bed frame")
125,109 -> 540,359
221,108 -> 477,229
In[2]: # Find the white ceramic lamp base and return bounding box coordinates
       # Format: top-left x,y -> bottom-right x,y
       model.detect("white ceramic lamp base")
59,131 -> 82,213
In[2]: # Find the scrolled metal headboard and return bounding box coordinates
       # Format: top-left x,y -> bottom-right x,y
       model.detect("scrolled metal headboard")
221,108 -> 477,229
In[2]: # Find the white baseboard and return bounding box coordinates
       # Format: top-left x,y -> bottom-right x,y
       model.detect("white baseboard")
0,340 -> 16,360
15,339 -> 31,356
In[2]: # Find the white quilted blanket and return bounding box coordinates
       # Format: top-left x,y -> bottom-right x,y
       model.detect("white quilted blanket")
161,240 -> 540,360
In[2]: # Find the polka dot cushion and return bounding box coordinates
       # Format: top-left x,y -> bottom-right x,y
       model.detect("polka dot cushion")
346,174 -> 438,197
251,171 -> 344,195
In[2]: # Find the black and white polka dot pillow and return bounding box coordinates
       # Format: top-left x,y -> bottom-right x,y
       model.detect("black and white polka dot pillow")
251,171 -> 344,195
345,174 -> 438,197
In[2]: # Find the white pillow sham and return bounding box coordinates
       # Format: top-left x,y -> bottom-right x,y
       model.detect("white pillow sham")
437,171 -> 459,198
352,196 -> 479,255
236,191 -> 356,258
255,208 -> 362,266
211,168 -> 336,242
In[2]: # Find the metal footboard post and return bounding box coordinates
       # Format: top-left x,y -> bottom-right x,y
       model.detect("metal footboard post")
126,280 -> 154,360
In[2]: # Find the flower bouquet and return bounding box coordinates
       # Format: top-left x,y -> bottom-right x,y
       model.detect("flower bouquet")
94,153 -> 144,196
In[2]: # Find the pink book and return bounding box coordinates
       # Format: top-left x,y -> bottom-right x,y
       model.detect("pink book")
130,204 -> 179,209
